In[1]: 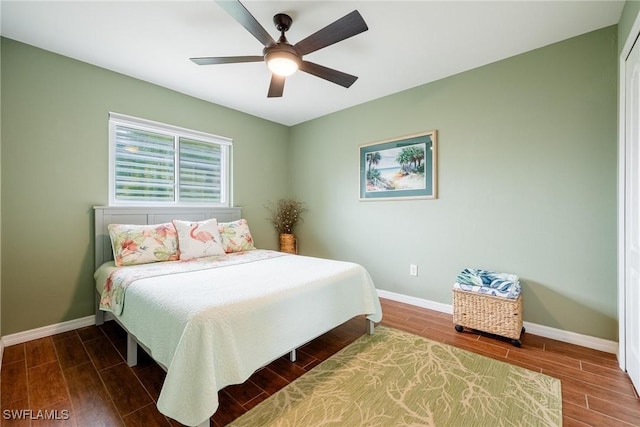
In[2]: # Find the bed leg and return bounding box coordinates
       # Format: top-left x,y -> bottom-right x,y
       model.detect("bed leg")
367,319 -> 375,335
95,310 -> 105,326
95,293 -> 105,326
289,349 -> 297,362
127,334 -> 138,367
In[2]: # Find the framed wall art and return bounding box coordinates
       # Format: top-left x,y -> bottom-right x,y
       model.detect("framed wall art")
359,130 -> 437,201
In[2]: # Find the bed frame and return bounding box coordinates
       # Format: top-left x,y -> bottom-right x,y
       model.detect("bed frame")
93,205 -> 374,426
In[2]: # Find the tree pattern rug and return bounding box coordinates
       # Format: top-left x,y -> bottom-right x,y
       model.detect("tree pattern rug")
229,326 -> 562,426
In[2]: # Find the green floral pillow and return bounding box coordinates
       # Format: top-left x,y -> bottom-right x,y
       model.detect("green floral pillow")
218,219 -> 256,253
108,223 -> 179,266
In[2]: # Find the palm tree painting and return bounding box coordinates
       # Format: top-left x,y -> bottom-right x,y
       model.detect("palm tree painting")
365,143 -> 426,191
360,131 -> 437,200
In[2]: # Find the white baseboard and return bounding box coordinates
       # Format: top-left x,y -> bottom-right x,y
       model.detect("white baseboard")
520,321 -> 618,354
377,289 -> 619,354
378,290 -> 454,314
1,315 -> 96,347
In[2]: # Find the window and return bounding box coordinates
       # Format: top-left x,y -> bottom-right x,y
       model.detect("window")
108,113 -> 231,206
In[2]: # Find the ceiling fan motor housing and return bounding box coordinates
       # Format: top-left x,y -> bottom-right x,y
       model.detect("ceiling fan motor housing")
263,43 -> 301,64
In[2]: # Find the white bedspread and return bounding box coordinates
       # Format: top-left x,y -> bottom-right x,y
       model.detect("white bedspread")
94,251 -> 382,426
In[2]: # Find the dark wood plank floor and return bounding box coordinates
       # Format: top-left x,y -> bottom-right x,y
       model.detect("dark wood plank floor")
2,298 -> 639,426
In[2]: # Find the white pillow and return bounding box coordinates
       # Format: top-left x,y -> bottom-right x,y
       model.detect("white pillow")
172,218 -> 226,260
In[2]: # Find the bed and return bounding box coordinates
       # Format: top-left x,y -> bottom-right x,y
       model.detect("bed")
93,206 -> 383,427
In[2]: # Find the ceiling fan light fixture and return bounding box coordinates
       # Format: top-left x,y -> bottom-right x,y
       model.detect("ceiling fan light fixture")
265,50 -> 300,76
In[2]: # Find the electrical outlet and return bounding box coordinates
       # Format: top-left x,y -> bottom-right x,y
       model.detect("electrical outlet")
409,264 -> 418,276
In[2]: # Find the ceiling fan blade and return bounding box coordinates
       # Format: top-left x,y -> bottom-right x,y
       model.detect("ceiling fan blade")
294,10 -> 368,56
299,61 -> 358,88
216,0 -> 276,48
268,74 -> 285,98
191,56 -> 264,65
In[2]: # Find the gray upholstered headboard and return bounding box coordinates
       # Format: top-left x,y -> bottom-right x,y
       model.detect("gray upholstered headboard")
94,206 -> 242,269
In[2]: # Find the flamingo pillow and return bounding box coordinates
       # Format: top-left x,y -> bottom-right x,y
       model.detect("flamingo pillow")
172,218 -> 226,260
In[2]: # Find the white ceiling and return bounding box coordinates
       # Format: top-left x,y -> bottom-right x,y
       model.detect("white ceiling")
1,1 -> 624,126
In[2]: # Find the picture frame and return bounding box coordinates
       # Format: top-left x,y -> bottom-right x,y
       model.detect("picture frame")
359,130 -> 437,201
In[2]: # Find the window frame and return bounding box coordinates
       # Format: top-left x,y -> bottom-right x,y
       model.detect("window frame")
108,112 -> 232,207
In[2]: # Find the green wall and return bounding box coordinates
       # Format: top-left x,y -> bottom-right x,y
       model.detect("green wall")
289,26 -> 619,341
1,38 -> 290,335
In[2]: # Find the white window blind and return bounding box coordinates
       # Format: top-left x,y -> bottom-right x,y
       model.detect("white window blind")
109,113 -> 231,206
179,138 -> 223,203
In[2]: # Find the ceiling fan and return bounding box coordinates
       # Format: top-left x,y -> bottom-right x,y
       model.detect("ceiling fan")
191,0 -> 369,98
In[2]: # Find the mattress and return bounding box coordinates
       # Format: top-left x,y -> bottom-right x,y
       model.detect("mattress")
94,249 -> 382,426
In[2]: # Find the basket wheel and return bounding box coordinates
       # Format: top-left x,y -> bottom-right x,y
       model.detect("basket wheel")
511,339 -> 522,347
521,326 -> 526,334
454,325 -> 464,333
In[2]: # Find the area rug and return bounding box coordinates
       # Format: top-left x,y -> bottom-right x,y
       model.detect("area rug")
229,326 -> 562,426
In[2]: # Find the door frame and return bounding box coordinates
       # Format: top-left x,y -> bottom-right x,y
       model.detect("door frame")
619,10 -> 640,371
